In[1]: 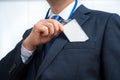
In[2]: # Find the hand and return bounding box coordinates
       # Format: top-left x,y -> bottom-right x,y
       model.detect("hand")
22,19 -> 63,51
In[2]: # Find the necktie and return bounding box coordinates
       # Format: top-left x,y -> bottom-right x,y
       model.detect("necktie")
44,15 -> 64,56
51,15 -> 64,23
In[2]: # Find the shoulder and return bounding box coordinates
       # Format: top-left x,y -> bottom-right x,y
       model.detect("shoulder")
78,5 -> 120,20
91,9 -> 120,20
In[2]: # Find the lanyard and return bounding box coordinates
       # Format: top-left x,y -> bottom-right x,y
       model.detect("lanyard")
45,0 -> 78,20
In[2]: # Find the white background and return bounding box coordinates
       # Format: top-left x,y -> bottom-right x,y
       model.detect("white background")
0,0 -> 120,60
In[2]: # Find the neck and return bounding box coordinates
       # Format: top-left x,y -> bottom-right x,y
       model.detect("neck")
47,0 -> 74,14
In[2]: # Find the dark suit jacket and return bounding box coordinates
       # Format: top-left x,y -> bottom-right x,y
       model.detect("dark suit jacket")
0,5 -> 120,80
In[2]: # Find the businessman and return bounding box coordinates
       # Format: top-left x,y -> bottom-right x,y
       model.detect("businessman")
0,0 -> 120,80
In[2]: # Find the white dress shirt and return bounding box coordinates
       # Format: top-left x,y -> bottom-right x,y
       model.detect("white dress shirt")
21,0 -> 80,63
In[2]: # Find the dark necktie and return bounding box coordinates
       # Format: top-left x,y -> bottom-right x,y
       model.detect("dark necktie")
44,15 -> 64,56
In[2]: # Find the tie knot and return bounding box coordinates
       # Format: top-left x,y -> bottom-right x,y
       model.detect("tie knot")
51,15 -> 64,23
51,15 -> 70,25
51,15 -> 61,20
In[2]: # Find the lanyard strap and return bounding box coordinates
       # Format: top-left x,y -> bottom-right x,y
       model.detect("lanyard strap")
68,0 -> 78,19
45,0 -> 78,20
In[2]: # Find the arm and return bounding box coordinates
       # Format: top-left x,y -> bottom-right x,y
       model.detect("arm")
0,19 -> 63,80
0,40 -> 27,80
0,29 -> 34,80
102,14 -> 120,80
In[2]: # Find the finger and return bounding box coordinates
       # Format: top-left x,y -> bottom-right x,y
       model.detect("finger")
47,19 -> 61,35
43,22 -> 55,36
58,22 -> 64,32
52,20 -> 64,34
39,26 -> 49,37
35,20 -> 54,36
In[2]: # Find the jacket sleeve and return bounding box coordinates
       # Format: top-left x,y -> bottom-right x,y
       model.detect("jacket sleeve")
0,29 -> 32,80
102,14 -> 120,80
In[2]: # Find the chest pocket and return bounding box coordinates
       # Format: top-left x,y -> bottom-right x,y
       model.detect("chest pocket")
63,40 -> 96,49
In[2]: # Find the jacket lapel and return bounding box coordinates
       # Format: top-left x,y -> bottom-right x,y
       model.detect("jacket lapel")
36,5 -> 91,80
35,33 -> 68,80
71,5 -> 91,26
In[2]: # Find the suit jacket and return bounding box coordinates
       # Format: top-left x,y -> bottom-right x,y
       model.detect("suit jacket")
0,5 -> 120,80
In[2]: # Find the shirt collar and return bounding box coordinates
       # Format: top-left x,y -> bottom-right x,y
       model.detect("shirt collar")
49,0 -> 80,20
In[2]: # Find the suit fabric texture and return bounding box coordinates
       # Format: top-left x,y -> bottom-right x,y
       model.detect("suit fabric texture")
0,5 -> 120,80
